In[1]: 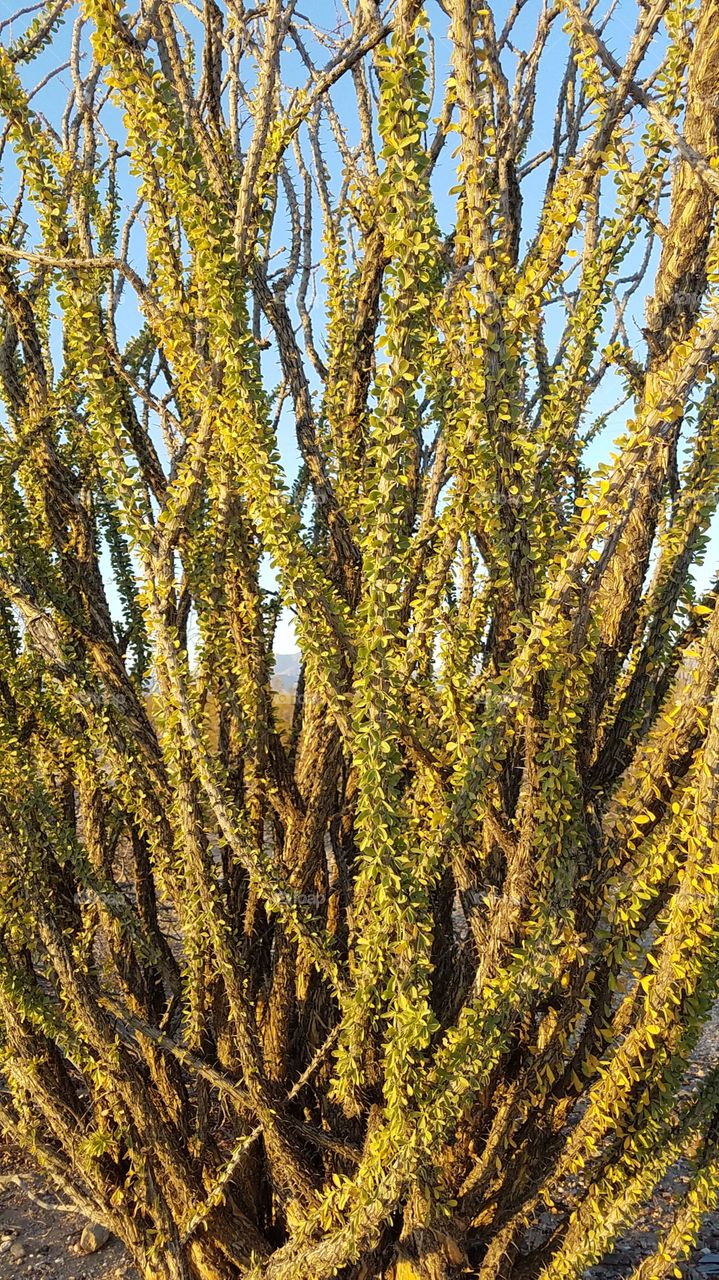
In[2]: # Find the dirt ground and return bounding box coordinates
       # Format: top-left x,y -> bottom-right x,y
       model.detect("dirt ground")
3,1010 -> 719,1279
0,1143 -> 136,1279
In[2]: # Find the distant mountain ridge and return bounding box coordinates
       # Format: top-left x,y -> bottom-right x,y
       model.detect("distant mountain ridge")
272,652 -> 301,692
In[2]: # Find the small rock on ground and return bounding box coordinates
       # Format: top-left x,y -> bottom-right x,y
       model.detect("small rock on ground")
79,1225 -> 111,1256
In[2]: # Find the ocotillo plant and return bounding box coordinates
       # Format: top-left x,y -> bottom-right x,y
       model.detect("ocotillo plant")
1,0 -> 719,1276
